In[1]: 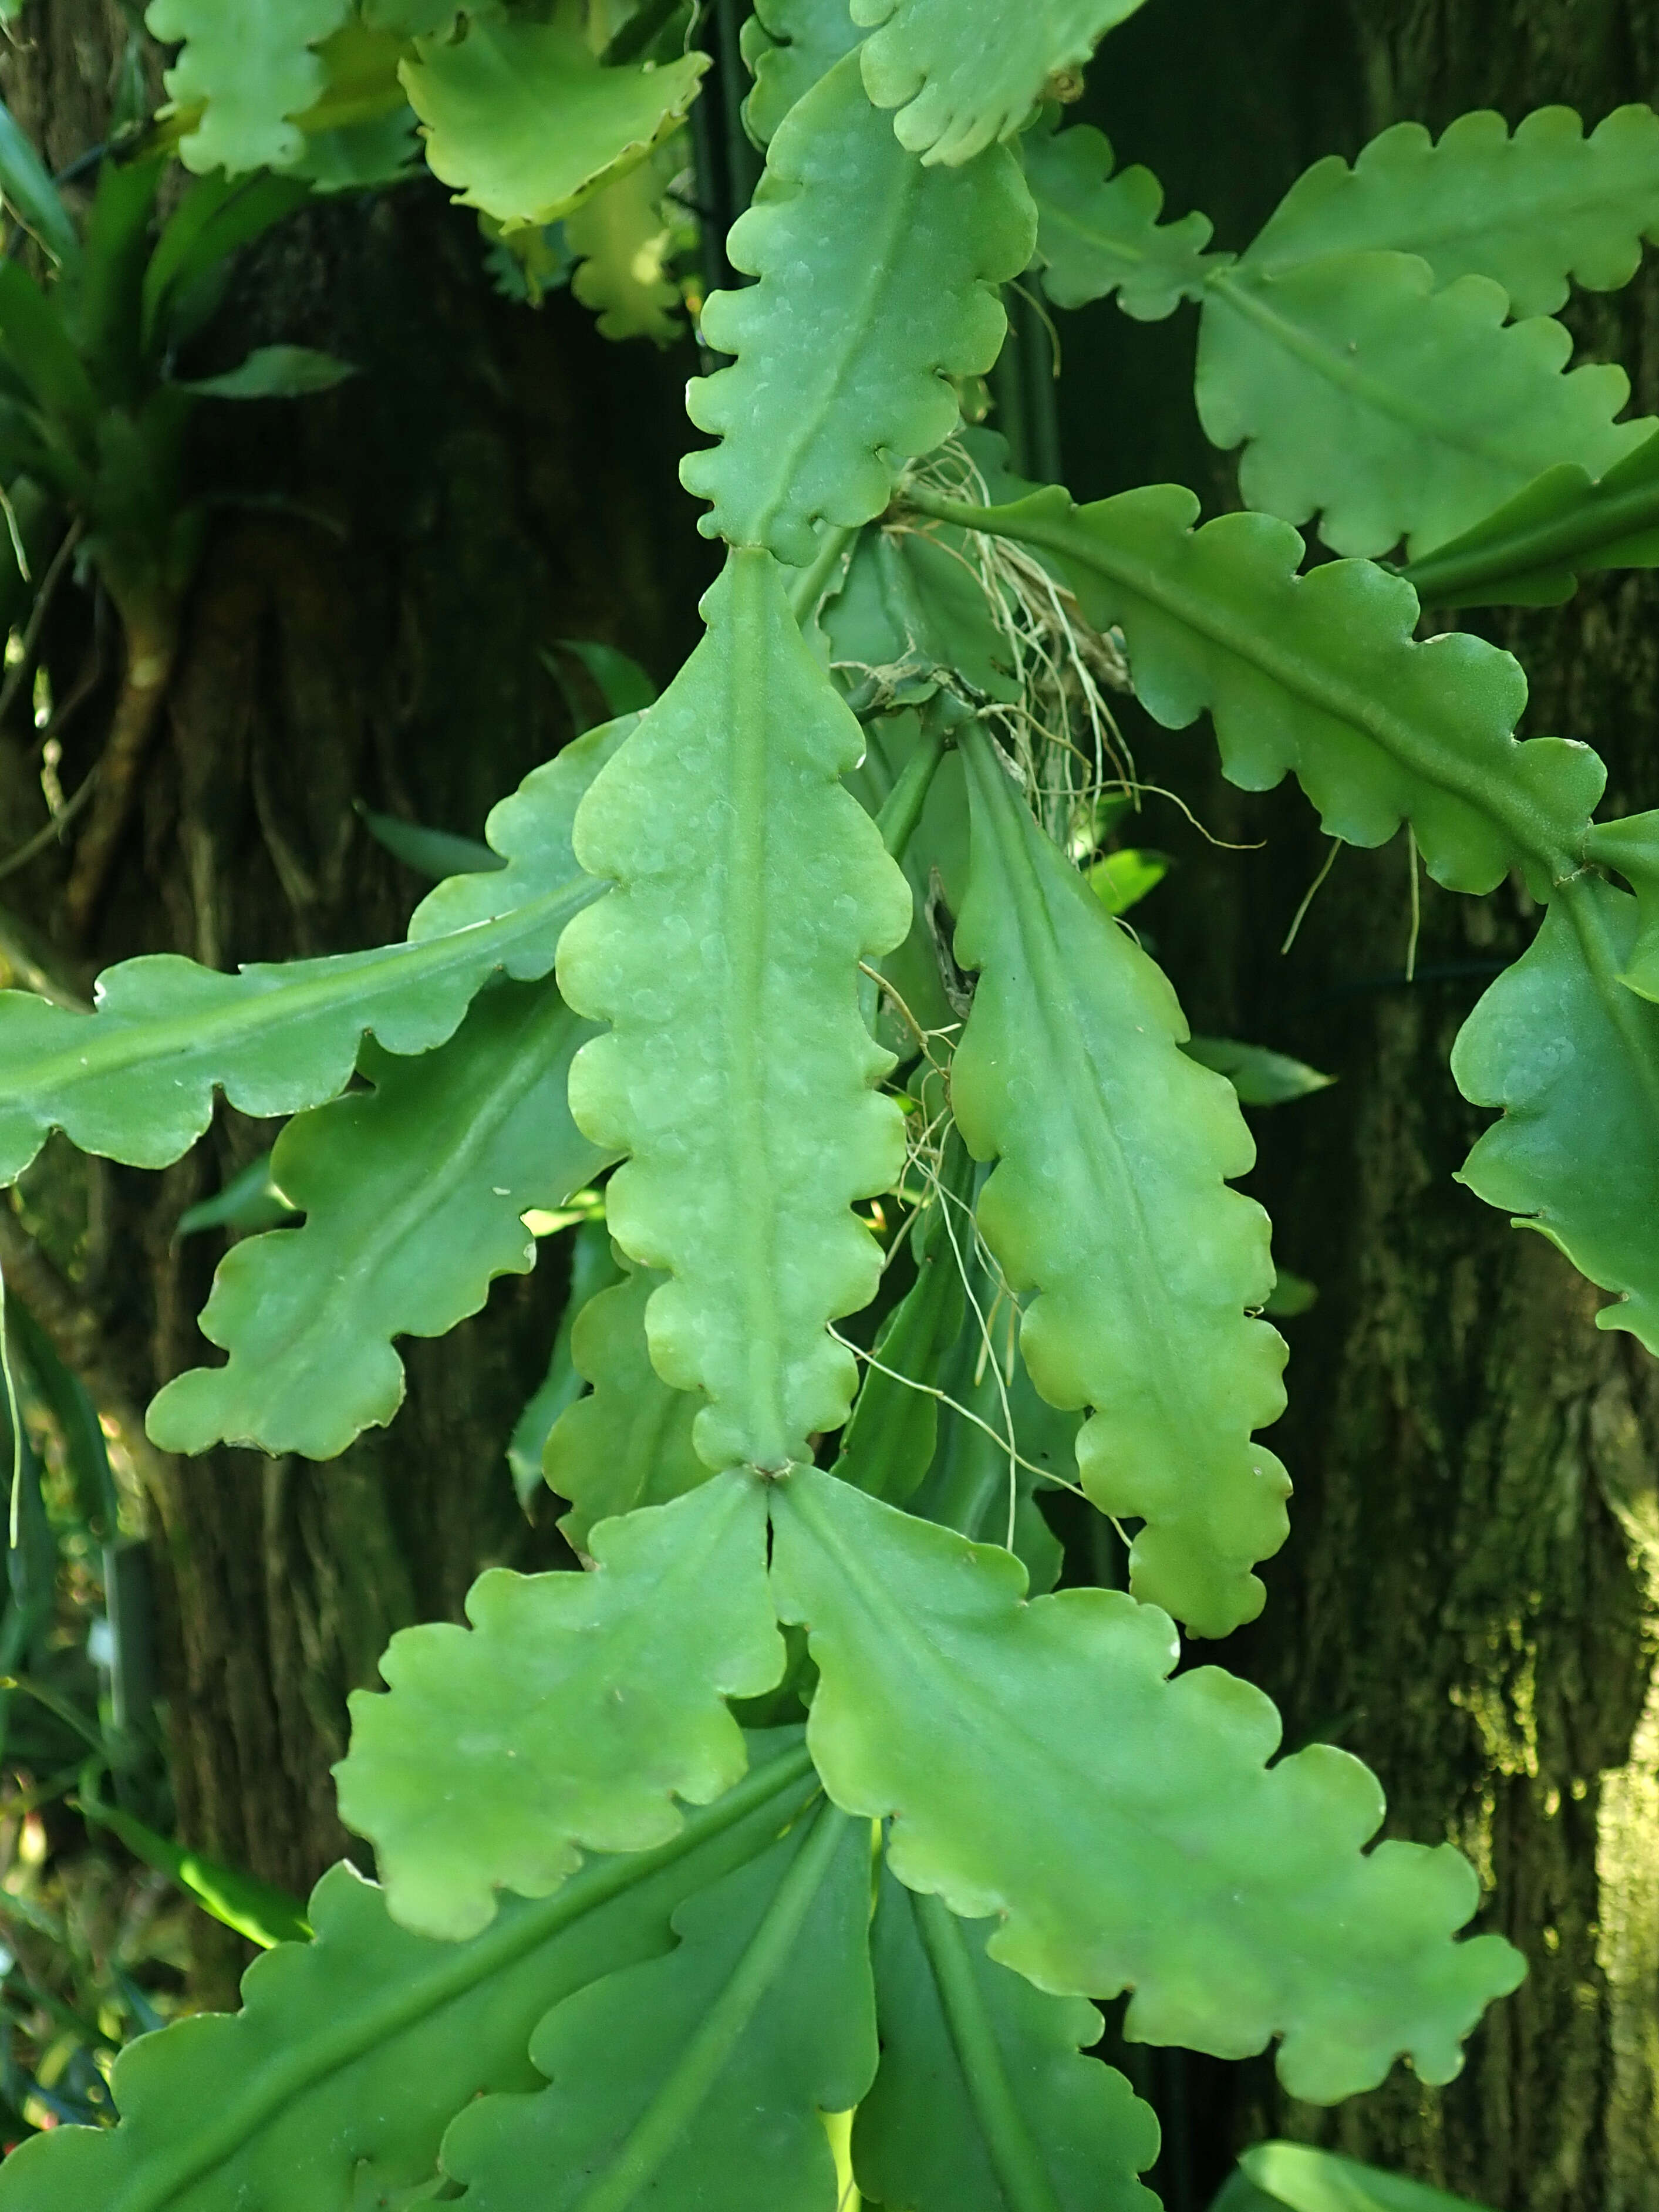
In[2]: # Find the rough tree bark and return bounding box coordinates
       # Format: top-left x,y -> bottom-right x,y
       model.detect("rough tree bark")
0,0 -> 712,2004
5,2 -> 1655,2198
1083,4 -> 1659,2207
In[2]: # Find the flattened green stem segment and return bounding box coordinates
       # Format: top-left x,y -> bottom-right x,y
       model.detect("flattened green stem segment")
439,1795 -> 875,2212
855,1867 -> 1159,2212
559,550 -> 911,1472
912,1891 -> 1067,2212
770,1466 -> 1526,2105
146,980 -> 609,1461
570,1806 -> 862,2212
1397,426 -> 1659,606
682,50 -> 1034,564
952,724 -> 1289,1636
0,1741 -> 817,2212
336,1472 -> 785,1941
875,702 -> 955,860
1452,872 -> 1659,1353
0,716 -> 631,1185
902,483 -> 1601,892
1196,254 -> 1644,560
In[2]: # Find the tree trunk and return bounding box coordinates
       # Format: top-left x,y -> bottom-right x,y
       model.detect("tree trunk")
1081,4 -> 1659,2207
0,0 -> 712,2004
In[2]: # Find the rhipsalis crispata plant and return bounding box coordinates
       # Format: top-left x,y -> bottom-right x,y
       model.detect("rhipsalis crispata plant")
11,0 -> 1659,2203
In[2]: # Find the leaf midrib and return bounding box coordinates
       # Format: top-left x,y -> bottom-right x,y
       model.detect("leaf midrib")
0,877 -> 595,1121
965,735 -> 1222,1470
203,990 -> 595,1436
909,487 -> 1576,876
1204,262 -> 1566,482
752,143 -> 919,547
104,1745 -> 817,2212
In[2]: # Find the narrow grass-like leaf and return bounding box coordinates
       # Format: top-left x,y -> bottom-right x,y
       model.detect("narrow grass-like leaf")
1237,2141 -> 1495,2212
1184,1036 -> 1335,1106
356,798 -> 502,880
951,727 -> 1289,1634
905,483 -> 1605,895
770,1466 -> 1526,2104
1026,123 -> 1217,319
338,1471 -> 784,1940
177,344 -> 356,399
854,1869 -> 1161,2212
146,979 -> 609,1461
557,551 -> 911,1472
741,0 -> 866,148
0,717 -> 629,1188
1246,106 -> 1659,318
76,1797 -> 311,1948
145,0 -> 352,176
0,96 -> 81,271
0,1742 -> 817,2212
682,52 -> 1035,565
1196,251 -> 1648,559
140,171 -> 313,355
402,11 -> 707,229
441,1804 -> 876,2212
852,0 -> 1152,166
1450,876 -> 1659,1353
1399,424 -> 1659,608
544,1256 -> 709,1554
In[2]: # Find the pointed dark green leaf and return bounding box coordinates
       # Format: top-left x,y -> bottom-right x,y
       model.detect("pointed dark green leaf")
141,171 -> 313,355
1246,106 -> 1659,318
1183,1036 -> 1334,1107
76,1797 -> 310,1948
0,717 -> 629,1188
855,1870 -> 1161,2212
909,483 -> 1604,896
0,1742 -> 817,2212
1238,2142 -> 1494,2212
1450,876 -> 1659,1353
0,261 -> 98,435
337,1471 -> 784,1939
178,344 -> 356,400
1197,251 -> 1648,559
557,552 -> 911,1472
0,96 -> 80,271
356,798 -> 503,879
145,0 -> 352,175
852,0 -> 1152,166
441,1803 -> 878,2212
544,1255 -> 710,1555
951,727 -> 1289,1634
769,1466 -> 1526,2103
1026,123 -> 1217,319
554,637 -> 659,717
146,979 -> 609,1461
683,52 -> 1035,565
